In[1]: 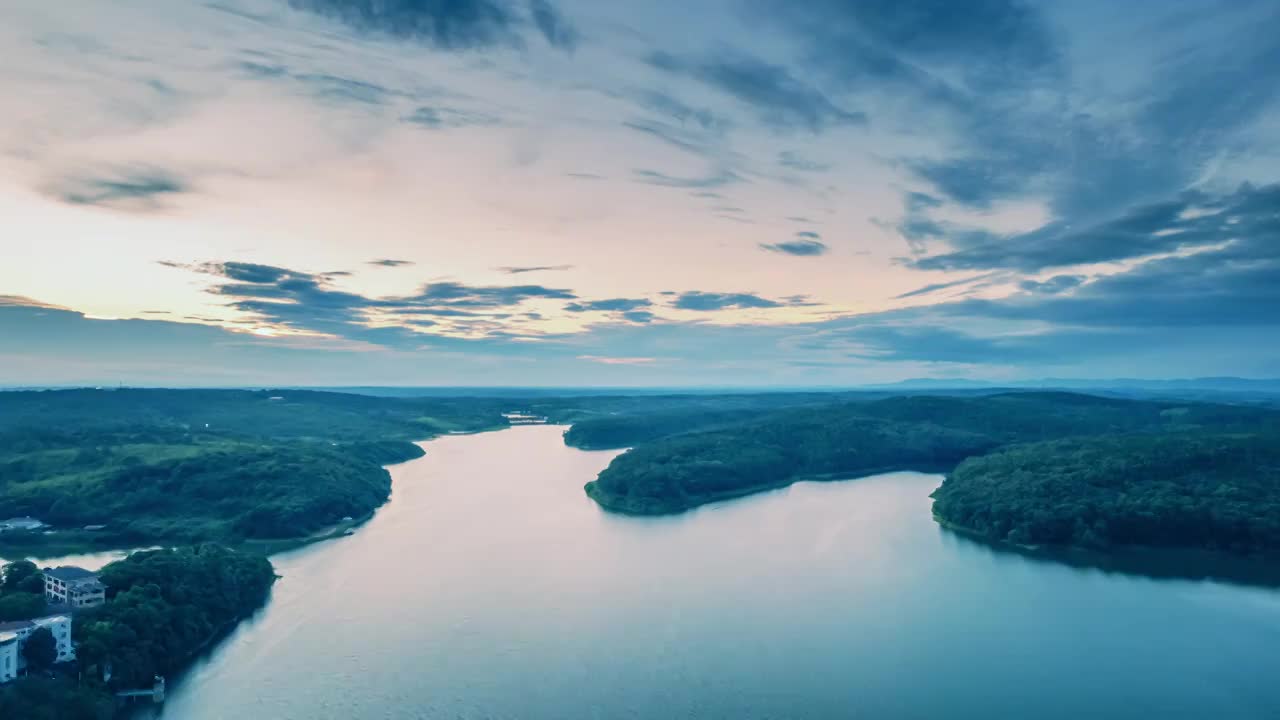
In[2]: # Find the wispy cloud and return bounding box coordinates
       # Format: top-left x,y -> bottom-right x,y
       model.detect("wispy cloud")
647,51 -> 865,132
286,0 -> 578,52
632,167 -> 742,189
45,165 -> 188,212
671,291 -> 783,311
577,355 -> 657,365
761,231 -> 828,256
497,264 -> 573,274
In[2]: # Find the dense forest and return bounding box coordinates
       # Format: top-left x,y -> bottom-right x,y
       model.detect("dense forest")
585,393 -> 1280,548
0,389 -> 505,547
0,546 -> 276,719
5,387 -> 1279,557
0,387 -> 979,547
0,558 -> 47,622
586,411 -> 994,514
931,433 -> 1280,555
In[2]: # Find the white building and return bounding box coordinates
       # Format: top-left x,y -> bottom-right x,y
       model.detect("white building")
0,615 -> 75,682
0,632 -> 18,683
0,517 -> 46,533
44,566 -> 105,608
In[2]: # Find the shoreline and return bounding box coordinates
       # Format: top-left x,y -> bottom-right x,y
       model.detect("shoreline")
933,513 -> 1280,588
584,462 -> 954,516
0,437 -> 442,563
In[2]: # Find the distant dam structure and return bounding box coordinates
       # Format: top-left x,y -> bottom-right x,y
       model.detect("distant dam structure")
502,411 -> 548,425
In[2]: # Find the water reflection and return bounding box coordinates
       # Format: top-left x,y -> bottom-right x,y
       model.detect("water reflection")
938,526 -> 1280,589
15,426 -> 1280,720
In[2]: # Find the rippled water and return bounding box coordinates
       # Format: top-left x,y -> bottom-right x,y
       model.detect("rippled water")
76,426 -> 1280,718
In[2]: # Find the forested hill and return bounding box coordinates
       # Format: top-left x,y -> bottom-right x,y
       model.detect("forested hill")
0,389 -> 512,547
584,392 -> 1280,526
0,388 -> 512,440
932,433 -> 1280,555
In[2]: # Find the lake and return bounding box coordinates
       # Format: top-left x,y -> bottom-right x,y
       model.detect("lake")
103,425 -> 1280,718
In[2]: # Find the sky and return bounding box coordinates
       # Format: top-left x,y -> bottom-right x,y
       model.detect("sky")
1,0 -> 1278,386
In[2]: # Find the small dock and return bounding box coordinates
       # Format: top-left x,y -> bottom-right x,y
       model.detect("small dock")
116,675 -> 165,704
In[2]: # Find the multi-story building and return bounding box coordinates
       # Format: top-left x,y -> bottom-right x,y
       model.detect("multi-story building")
0,632 -> 18,683
0,615 -> 75,682
43,566 -> 105,608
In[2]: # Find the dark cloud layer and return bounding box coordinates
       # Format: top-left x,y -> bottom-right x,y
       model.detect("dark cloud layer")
164,261 -> 580,348
910,183 -> 1280,272
672,291 -> 783,311
564,298 -> 652,313
287,0 -> 577,52
757,0 -> 1280,270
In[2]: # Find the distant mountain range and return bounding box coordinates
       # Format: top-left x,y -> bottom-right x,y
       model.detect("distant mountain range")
867,377 -> 1280,393
4,378 -> 1280,396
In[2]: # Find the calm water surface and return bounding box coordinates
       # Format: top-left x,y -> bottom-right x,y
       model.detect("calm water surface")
116,425 -> 1280,719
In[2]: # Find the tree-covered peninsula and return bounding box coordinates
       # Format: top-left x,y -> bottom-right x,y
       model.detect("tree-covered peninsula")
930,432 -> 1280,555
583,393 -> 1280,534
0,546 -> 276,719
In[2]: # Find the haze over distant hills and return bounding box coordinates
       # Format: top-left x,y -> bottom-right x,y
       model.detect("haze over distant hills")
5,377 -> 1280,396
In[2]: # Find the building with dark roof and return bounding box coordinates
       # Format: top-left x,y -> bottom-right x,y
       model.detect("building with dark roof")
43,566 -> 105,608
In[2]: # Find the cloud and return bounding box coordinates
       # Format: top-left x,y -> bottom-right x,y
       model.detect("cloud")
529,0 -> 579,52
647,51 -> 865,132
497,264 -> 573,274
45,165 -> 188,212
159,261 -> 582,348
893,272 -> 1001,300
367,259 -> 415,268
632,90 -> 730,134
909,182 -> 1280,272
1019,275 -> 1084,295
760,0 -> 1280,255
217,262 -> 293,283
621,310 -> 655,324
760,231 -> 829,256
576,355 -> 657,365
403,106 -> 502,129
412,281 -> 576,306
778,151 -> 831,172
286,0 -> 577,52
0,296 -> 66,310
633,167 -> 742,189
671,291 -> 783,311
496,264 -> 573,274
294,73 -> 391,105
564,298 -> 652,313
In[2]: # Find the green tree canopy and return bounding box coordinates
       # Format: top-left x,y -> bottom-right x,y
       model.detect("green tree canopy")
1,560 -> 39,592
22,626 -> 58,671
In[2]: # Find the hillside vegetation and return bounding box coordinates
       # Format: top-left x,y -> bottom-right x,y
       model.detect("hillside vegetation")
0,546 -> 277,719
0,389 -> 502,546
584,392 -> 1280,556
931,433 -> 1280,554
